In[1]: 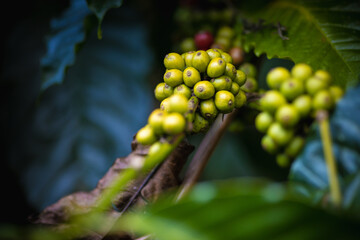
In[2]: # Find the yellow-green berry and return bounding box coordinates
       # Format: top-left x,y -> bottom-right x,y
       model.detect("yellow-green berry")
200,98 -> 218,119
174,84 -> 192,99
215,90 -> 235,113
260,90 -> 287,113
168,94 -> 189,114
194,81 -> 215,99
231,82 -> 240,96
183,67 -> 201,87
192,50 -> 210,73
293,95 -> 312,118
164,52 -> 185,70
234,70 -> 246,86
275,104 -> 300,128
291,63 -> 312,81
266,67 -> 291,90
136,125 -> 157,145
163,113 -> 186,135
207,57 -> 226,78
234,90 -> 247,108
211,75 -> 232,91
267,122 -> 294,146
312,90 -> 334,111
255,111 -> 273,133
148,109 -> 166,135
164,69 -> 183,87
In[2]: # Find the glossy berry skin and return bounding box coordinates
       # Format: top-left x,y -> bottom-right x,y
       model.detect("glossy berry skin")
255,111 -> 273,133
168,94 -> 189,114
260,90 -> 287,114
148,141 -> 162,156
275,104 -> 300,128
231,82 -> 240,96
200,99 -> 218,119
206,48 -> 222,60
229,47 -> 245,66
163,113 -> 186,135
192,50 -> 211,73
183,67 -> 201,87
292,95 -> 312,118
184,51 -> 195,67
239,63 -> 257,78
285,136 -> 305,158
266,67 -> 291,90
194,81 -> 215,99
314,70 -> 332,85
312,90 -> 334,111
164,52 -> 185,70
267,122 -> 294,146
234,90 -> 247,108
234,70 -> 246,86
163,69 -> 183,87
163,84 -> 174,97
240,77 -> 258,93
261,135 -> 278,154
160,98 -> 170,112
154,82 -> 167,101
276,154 -> 290,168
220,52 -> 233,64
174,84 -> 192,99
280,78 -> 304,101
192,113 -> 210,133
148,109 -> 166,134
305,77 -> 328,95
194,31 -> 214,50
225,63 -> 237,80
215,90 -> 235,113
291,63 -> 312,81
211,76 -> 232,91
329,86 -> 344,103
136,125 -> 157,145
207,57 -> 226,78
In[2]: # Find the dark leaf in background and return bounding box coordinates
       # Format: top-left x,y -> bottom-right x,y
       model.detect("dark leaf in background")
41,0 -> 92,90
117,179 -> 360,240
242,0 -> 360,87
7,6 -> 154,210
290,85 -> 360,213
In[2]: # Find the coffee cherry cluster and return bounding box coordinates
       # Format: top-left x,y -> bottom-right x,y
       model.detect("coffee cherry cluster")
136,49 -> 248,146
256,63 -> 344,167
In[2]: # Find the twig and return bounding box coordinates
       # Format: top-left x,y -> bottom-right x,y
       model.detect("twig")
316,110 -> 342,207
176,111 -> 236,201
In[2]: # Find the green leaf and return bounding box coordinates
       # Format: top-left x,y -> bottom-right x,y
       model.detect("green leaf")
290,85 -> 360,213
242,0 -> 360,87
41,0 -> 92,90
117,179 -> 360,240
86,0 -> 123,39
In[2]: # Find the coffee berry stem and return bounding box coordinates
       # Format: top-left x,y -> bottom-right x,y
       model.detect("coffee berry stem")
316,110 -> 342,207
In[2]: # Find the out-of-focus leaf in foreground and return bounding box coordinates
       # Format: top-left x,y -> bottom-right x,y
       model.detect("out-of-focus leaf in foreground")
290,85 -> 360,213
242,0 -> 360,87
117,179 -> 360,240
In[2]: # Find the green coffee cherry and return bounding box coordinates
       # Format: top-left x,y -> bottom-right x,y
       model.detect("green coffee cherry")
136,125 -> 157,145
194,81 -> 215,99
292,95 -> 312,118
168,94 -> 189,114
183,67 -> 201,87
192,113 -> 210,133
163,84 -> 174,97
275,104 -> 300,128
231,82 -> 240,96
285,136 -> 305,158
234,90 -> 247,108
154,82 -> 167,101
174,84 -> 192,99
267,122 -> 294,146
148,109 -> 166,134
329,86 -> 344,103
192,50 -> 210,73
215,37 -> 231,51
291,63 -> 312,81
215,90 -> 235,113
184,51 -> 195,67
164,69 -> 183,87
211,75 -> 232,91
314,70 -> 332,85
240,77 -> 258,93
260,90 -> 287,113
312,90 -> 334,111
185,96 -> 199,123
160,98 -> 170,112
280,78 -> 304,101
276,154 -> 290,168
164,52 -> 185,70
305,77 -> 328,95
207,57 -> 226,78
266,67 -> 291,90
163,113 -> 186,135
148,141 -> 162,156
217,25 -> 234,39
220,52 -> 233,64
234,70 -> 246,86
200,98 -> 218,119
225,63 -> 237,80
261,135 -> 278,154
239,63 -> 257,78
255,112 -> 273,133
180,38 -> 196,53
206,48 -> 222,60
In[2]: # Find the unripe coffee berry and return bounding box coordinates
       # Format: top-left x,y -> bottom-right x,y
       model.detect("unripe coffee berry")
192,50 -> 210,73
280,78 -> 304,101
240,77 -> 258,93
217,26 -> 234,39
312,90 -> 334,110
215,90 -> 235,113
164,69 -> 183,87
266,67 -> 290,89
292,95 -> 312,118
192,113 -> 210,133
174,84 -> 192,99
225,63 -> 237,80
267,122 -> 294,146
314,70 -> 332,85
234,70 -> 246,86
305,77 -> 328,95
329,86 -> 344,103
285,136 -> 305,158
163,113 -> 186,135
291,63 -> 312,81
234,90 -> 247,108
184,51 -> 195,67
180,38 -> 196,53
183,67 -> 201,87
239,63 -> 257,78
168,94 -> 189,114
154,82 -> 167,101
260,90 -> 287,113
220,52 -> 233,64
231,82 -> 240,96
136,125 -> 157,145
160,98 -> 170,112
194,81 -> 215,99
275,104 -> 300,128
148,109 -> 166,134
211,76 -> 232,91
255,111 -> 274,133
164,53 -> 185,70
276,153 -> 290,168
200,99 -> 218,119
206,48 -> 222,60
207,57 -> 226,78
261,135 -> 278,154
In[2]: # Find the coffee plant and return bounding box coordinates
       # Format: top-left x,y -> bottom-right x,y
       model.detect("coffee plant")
2,0 -> 360,239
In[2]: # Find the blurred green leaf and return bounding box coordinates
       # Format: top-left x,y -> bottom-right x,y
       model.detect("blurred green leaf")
86,0 -> 123,39
242,0 -> 360,87
290,85 -> 360,213
118,179 -> 360,240
41,0 -> 92,90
